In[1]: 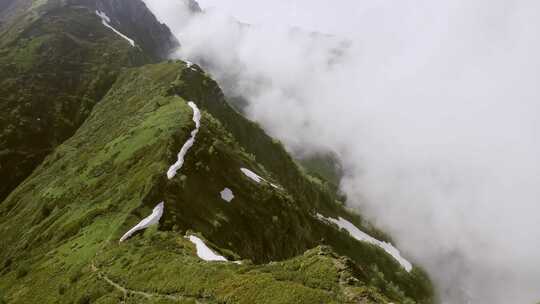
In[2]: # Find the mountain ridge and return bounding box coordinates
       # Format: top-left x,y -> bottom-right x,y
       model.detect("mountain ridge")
0,1 -> 434,303
0,0 -> 176,202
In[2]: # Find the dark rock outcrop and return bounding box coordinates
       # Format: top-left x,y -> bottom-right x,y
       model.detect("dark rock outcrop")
70,0 -> 179,59
186,0 -> 202,13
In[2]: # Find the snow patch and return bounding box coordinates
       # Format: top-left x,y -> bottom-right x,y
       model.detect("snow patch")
316,214 -> 413,272
240,168 -> 282,190
119,202 -> 164,242
167,101 -> 201,179
95,10 -> 110,23
220,188 -> 234,202
270,183 -> 281,190
240,168 -> 262,183
95,10 -> 135,47
187,235 -> 227,261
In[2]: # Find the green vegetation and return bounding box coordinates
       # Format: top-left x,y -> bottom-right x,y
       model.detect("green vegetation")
15,265 -> 29,278
0,1 -> 154,202
297,152 -> 343,189
0,2 -> 434,303
0,60 -> 433,303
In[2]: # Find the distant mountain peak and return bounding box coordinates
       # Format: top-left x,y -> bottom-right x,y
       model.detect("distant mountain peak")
186,0 -> 202,13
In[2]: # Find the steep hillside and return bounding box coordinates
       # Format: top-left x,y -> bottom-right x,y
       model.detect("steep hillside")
0,1 -> 434,303
0,60 -> 433,303
0,0 -> 175,201
71,0 -> 178,58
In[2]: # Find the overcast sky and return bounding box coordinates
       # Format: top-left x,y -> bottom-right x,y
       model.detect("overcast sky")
196,0 -> 376,35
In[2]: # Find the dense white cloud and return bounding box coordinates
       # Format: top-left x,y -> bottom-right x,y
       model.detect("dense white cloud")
143,1 -> 540,303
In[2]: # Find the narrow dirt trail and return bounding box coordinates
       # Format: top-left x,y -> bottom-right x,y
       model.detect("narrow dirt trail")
90,263 -> 211,304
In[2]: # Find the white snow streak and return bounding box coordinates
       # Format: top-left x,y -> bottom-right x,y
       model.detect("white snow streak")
220,188 -> 235,202
317,214 -> 413,272
187,235 -> 228,261
95,10 -> 135,47
167,101 -> 201,179
119,202 -> 164,242
240,168 -> 262,183
269,183 -> 281,190
240,168 -> 282,190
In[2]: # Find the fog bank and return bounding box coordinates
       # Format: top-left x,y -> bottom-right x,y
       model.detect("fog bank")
143,1 -> 540,303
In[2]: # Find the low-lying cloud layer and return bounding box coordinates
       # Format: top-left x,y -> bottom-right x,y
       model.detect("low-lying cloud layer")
143,1 -> 540,303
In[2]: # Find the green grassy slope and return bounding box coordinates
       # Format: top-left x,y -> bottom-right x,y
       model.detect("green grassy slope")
0,1 -> 157,202
0,61 -> 433,303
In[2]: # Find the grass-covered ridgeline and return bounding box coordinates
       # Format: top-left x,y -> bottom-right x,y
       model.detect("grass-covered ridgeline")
0,2 -> 434,302
0,0 -> 176,202
0,60 -> 433,303
0,2 -> 152,202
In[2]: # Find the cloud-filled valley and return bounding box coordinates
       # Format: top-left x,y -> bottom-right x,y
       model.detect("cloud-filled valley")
143,1 -> 540,303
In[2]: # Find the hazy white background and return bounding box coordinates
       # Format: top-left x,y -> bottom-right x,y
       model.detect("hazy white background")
143,1 -> 540,303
